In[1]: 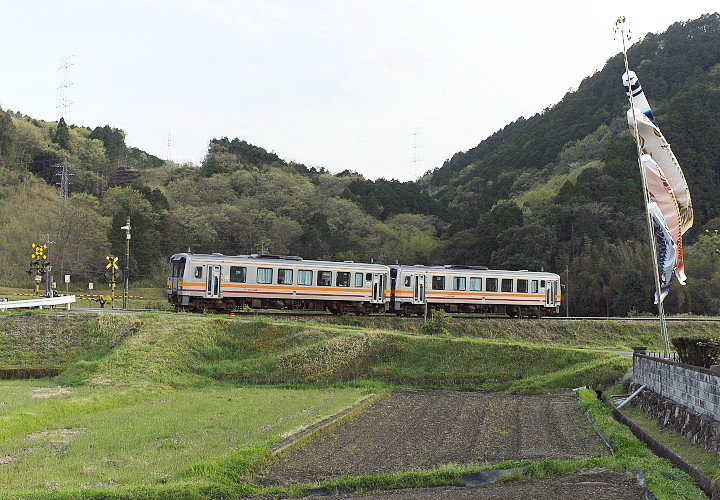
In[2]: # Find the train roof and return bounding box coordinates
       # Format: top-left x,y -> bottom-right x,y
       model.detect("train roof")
391,264 -> 559,277
170,253 -> 389,270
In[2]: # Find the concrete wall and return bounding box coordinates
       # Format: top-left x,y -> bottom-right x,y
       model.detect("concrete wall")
632,353 -> 720,454
633,354 -> 720,420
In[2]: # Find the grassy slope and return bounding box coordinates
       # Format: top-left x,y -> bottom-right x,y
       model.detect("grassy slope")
53,314 -> 631,392
0,312 -> 715,499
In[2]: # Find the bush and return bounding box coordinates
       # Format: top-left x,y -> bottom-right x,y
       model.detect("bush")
421,309 -> 450,336
671,337 -> 720,368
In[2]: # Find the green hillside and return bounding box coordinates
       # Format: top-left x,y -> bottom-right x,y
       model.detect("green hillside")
0,14 -> 718,316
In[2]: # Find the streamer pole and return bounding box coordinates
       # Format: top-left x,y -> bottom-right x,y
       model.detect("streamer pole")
615,16 -> 670,357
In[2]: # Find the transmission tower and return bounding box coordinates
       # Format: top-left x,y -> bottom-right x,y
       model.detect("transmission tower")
167,130 -> 172,162
56,162 -> 73,200
409,128 -> 424,178
57,56 -> 74,121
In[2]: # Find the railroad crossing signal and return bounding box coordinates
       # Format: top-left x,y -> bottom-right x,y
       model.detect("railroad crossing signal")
29,243 -> 49,296
31,243 -> 48,261
105,256 -> 118,309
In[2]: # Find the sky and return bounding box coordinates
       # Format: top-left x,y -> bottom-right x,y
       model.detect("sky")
0,1 -> 717,181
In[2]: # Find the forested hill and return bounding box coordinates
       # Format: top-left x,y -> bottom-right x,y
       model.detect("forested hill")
426,13 -> 720,220
0,13 -> 718,317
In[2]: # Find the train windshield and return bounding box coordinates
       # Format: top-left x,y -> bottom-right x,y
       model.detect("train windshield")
170,257 -> 186,278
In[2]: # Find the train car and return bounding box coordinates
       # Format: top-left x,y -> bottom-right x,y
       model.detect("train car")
168,252 -> 390,314
389,265 -> 561,317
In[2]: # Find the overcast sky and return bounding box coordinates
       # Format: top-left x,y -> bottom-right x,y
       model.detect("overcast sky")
0,1 -> 717,181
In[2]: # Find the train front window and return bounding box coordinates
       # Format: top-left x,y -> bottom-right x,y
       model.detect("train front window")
171,258 -> 186,278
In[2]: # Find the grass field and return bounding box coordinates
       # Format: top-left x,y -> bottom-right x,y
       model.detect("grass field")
0,310 -> 716,499
0,381 -> 367,493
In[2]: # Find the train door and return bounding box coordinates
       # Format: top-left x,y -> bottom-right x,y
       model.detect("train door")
545,280 -> 557,307
413,275 -> 425,304
371,273 -> 385,304
206,265 -> 221,299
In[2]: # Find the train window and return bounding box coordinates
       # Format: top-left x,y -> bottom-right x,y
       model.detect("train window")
229,266 -> 246,283
298,270 -> 313,285
540,280 -> 546,288
453,277 -> 466,291
336,272 -> 351,287
486,278 -> 498,292
431,276 -> 445,290
355,273 -> 364,287
171,258 -> 186,278
501,279 -> 513,292
517,279 -> 528,293
257,268 -> 273,284
277,269 -> 293,285
531,280 -> 539,293
194,266 -> 203,279
317,271 -> 332,286
470,277 -> 482,291
404,276 -> 411,287
366,273 -> 372,282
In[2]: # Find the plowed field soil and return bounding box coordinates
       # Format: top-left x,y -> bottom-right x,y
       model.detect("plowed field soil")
252,389 -> 645,498
291,469 -> 646,499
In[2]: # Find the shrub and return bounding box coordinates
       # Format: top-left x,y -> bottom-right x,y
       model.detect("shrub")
421,309 -> 450,336
671,337 -> 720,368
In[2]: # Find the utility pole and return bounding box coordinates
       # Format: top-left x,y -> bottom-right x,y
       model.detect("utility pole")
565,265 -> 569,317
121,218 -> 131,309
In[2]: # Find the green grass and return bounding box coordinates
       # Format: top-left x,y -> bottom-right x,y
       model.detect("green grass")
0,313 -> 138,370
0,383 -> 368,494
48,315 -> 630,392
619,405 -> 720,490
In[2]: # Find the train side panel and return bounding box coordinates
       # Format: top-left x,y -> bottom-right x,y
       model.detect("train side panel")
390,265 -> 560,317
169,253 -> 389,314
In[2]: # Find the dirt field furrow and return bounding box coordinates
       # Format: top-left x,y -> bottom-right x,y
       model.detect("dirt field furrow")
253,389 -> 610,488
285,468 -> 647,499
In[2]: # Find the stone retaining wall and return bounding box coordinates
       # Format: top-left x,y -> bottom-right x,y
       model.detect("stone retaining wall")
632,352 -> 720,454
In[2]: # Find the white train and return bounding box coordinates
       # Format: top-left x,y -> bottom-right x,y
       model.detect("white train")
167,252 -> 561,317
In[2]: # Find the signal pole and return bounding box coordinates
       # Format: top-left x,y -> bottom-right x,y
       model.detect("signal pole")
106,255 -> 119,308
121,218 -> 131,309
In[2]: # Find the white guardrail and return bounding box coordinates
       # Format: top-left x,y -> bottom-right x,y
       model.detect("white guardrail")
0,295 -> 76,310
